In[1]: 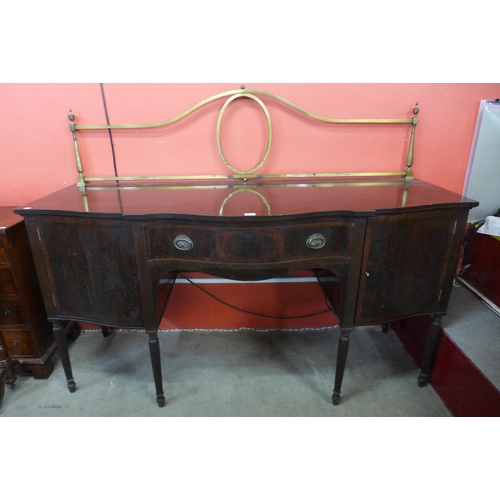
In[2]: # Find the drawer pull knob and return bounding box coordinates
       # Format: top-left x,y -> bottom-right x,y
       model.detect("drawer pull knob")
173,235 -> 194,251
13,340 -> 20,346
4,310 -> 10,315
306,233 -> 326,250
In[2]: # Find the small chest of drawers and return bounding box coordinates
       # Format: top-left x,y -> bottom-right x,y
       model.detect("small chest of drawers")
0,207 -> 56,378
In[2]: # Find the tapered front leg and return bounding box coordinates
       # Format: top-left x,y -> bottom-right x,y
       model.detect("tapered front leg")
332,328 -> 352,405
52,320 -> 76,393
147,331 -> 165,407
418,314 -> 443,387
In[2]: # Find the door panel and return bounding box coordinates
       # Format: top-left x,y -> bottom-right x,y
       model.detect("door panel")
356,210 -> 458,324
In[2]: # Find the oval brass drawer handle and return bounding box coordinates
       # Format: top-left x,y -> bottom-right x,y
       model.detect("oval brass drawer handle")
173,235 -> 194,251
306,233 -> 326,250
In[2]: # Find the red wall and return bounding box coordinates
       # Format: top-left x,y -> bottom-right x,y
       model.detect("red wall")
2,83 -> 499,330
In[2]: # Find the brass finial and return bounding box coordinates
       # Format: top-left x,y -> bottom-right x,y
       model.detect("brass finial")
241,85 -> 245,89
413,102 -> 419,115
68,111 -> 76,131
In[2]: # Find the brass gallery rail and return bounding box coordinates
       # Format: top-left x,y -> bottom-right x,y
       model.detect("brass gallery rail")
67,87 -> 420,188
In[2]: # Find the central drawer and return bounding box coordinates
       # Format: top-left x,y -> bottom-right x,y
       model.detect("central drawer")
145,220 -> 353,264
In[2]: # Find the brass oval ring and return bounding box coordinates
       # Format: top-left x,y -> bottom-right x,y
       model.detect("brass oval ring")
216,93 -> 273,175
219,188 -> 271,216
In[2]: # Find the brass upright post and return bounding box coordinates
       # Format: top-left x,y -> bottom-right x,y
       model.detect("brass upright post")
405,103 -> 420,180
69,111 -> 85,191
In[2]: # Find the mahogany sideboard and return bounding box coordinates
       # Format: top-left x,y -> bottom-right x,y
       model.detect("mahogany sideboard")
14,178 -> 478,406
0,207 -> 57,384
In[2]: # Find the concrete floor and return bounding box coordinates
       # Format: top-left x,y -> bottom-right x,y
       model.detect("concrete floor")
1,324 -> 450,417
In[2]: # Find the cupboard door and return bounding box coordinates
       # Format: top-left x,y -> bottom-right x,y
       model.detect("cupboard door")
356,210 -> 459,324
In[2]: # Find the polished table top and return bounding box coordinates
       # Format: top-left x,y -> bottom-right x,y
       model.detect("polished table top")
16,177 -> 477,218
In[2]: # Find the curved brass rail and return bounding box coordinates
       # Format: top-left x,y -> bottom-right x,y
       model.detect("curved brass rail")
73,88 -> 413,130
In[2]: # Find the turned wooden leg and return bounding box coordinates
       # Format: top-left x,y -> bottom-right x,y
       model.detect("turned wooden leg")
147,331 -> 165,407
52,320 -> 76,393
332,328 -> 352,406
0,331 -> 16,408
418,314 -> 443,387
